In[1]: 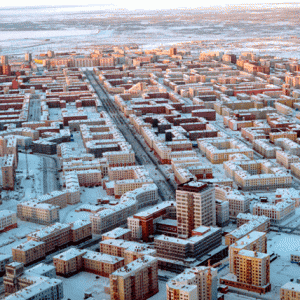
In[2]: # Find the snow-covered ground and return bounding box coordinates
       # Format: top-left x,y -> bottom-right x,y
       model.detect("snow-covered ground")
60,186 -> 111,223
0,221 -> 43,255
1,153 -> 44,209
59,271 -> 110,300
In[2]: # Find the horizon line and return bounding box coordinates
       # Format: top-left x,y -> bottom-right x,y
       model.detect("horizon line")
1,2 -> 300,10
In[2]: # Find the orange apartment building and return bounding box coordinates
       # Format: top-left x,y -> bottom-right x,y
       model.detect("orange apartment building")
110,255 -> 159,300
12,241 -> 46,266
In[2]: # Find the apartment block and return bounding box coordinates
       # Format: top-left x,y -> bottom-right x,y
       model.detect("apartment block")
220,250 -> 271,294
110,255 -> 159,300
36,190 -> 69,208
91,184 -> 158,234
252,200 -> 295,224
17,201 -> 60,225
154,226 -> 222,262
0,253 -> 12,276
127,201 -> 176,242
291,162 -> 300,179
225,216 -> 270,246
276,150 -> 299,169
229,231 -> 267,275
215,185 -> 250,218
100,239 -> 156,265
237,213 -> 270,231
224,159 -> 292,191
167,266 -> 218,300
0,210 -> 17,232
53,248 -> 124,277
198,138 -> 253,164
12,241 -> 46,266
27,223 -> 71,253
3,262 -> 63,300
2,154 -> 15,190
253,139 -> 280,158
280,282 -> 300,300
26,221 -> 92,254
176,182 -> 216,239
70,220 -> 92,243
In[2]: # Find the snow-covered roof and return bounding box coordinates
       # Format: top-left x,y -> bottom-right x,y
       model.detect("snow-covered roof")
281,281 -> 300,292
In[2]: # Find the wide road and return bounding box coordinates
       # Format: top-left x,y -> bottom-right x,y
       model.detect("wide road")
85,70 -> 175,202
37,154 -> 60,194
28,96 -> 41,122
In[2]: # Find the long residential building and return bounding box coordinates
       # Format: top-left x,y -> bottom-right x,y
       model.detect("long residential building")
17,201 -> 60,225
53,248 -> 124,277
252,200 -> 295,224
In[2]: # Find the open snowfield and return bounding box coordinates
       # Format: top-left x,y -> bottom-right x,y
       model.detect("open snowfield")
59,271 -> 110,300
1,5 -> 300,58
0,221 -> 43,255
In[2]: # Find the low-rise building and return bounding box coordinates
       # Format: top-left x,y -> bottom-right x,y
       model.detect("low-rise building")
0,210 -> 17,232
53,248 -> 124,277
17,201 -> 60,225
0,253 -> 12,276
100,239 -> 156,265
12,240 -> 46,266
102,227 -> 132,241
154,226 -> 222,263
252,200 -> 295,224
280,282 -> 300,300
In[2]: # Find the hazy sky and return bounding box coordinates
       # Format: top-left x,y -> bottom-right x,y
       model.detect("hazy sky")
0,0 -> 297,9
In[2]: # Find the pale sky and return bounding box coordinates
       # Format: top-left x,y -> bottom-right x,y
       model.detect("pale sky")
0,0 -> 298,10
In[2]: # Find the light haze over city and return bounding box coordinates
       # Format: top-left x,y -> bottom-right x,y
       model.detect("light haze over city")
0,0 -> 298,9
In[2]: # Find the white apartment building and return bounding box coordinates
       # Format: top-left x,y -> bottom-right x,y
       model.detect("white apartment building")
215,185 -> 250,217
252,200 -> 295,224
